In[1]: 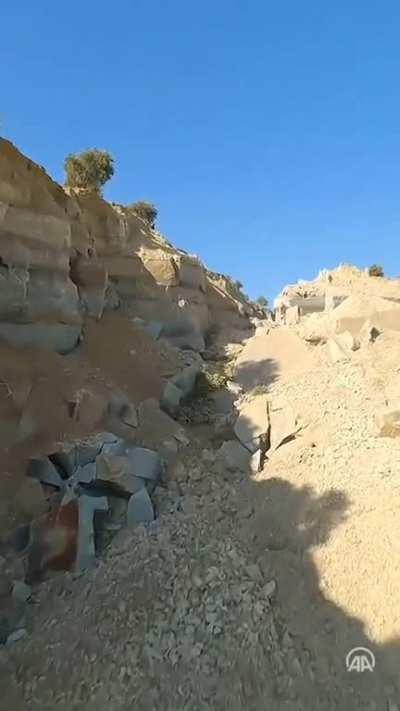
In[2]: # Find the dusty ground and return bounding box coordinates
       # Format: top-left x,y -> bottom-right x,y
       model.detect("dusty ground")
1,323 -> 400,710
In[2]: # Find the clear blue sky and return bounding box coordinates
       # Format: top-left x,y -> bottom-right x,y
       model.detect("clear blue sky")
2,1 -> 400,300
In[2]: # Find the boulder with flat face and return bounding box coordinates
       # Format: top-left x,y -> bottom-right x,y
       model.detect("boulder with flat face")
127,487 -> 154,526
234,394 -> 270,452
96,446 -> 161,495
216,440 -> 251,473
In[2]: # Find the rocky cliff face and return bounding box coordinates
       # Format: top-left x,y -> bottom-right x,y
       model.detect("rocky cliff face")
0,138 -> 253,354
0,138 -> 259,550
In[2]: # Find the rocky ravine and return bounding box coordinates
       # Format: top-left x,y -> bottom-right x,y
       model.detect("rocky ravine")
0,138 -> 260,533
0,143 -> 400,710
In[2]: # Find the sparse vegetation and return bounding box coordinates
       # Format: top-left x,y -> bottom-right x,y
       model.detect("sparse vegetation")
368,264 -> 384,277
256,296 -> 269,307
64,149 -> 114,194
128,200 -> 158,227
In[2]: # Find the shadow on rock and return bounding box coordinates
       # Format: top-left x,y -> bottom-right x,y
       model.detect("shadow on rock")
234,357 -> 280,391
238,474 -> 400,708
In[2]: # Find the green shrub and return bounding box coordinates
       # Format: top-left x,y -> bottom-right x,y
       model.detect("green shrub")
256,296 -> 268,307
368,264 -> 384,277
128,200 -> 158,227
64,149 -> 114,194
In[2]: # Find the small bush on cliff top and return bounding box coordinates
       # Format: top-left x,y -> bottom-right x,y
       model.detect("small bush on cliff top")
256,295 -> 269,307
128,200 -> 158,227
368,264 -> 384,277
64,149 -> 114,194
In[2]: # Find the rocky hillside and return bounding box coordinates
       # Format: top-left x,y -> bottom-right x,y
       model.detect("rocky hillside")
0,139 -> 260,534
2,140 -> 400,710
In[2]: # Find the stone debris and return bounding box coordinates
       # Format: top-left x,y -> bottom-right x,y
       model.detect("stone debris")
161,381 -> 184,415
10,431 -> 165,584
285,304 -> 300,325
161,363 -> 202,415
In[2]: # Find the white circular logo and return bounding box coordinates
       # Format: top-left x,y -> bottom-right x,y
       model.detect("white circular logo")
346,647 -> 375,673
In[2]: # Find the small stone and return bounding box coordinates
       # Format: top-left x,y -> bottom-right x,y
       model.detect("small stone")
246,563 -> 262,581
6,628 -> 27,645
127,488 -> 154,526
120,403 -> 138,428
263,580 -> 276,598
202,449 -> 215,463
216,440 -> 251,472
12,582 -> 31,604
174,429 -> 190,445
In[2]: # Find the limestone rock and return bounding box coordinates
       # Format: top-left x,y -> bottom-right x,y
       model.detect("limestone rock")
269,403 -> 298,451
210,389 -> 236,415
96,446 -> 161,495
95,455 -> 144,495
171,363 -> 201,396
250,449 -> 263,474
0,322 -> 81,354
326,331 -> 358,363
376,408 -> 400,438
141,252 -> 178,286
234,394 -> 269,452
12,582 -> 31,604
67,388 -> 107,428
27,457 -> 64,490
137,398 -> 183,448
161,381 -> 183,414
127,487 -> 154,525
160,318 -> 205,352
216,441 -> 251,472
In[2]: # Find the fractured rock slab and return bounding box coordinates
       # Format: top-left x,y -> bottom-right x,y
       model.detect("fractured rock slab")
216,440 -> 251,473
269,403 -> 298,451
27,457 -> 65,490
326,331 -> 359,364
76,494 -> 108,572
127,487 -> 154,525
